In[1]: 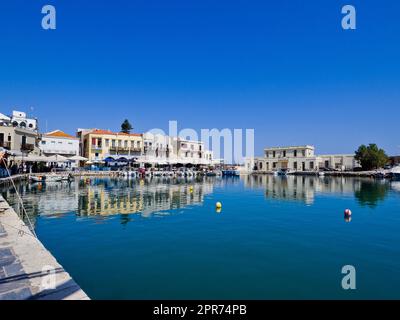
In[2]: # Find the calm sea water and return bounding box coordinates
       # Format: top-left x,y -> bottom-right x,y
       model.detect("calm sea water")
2,175 -> 400,299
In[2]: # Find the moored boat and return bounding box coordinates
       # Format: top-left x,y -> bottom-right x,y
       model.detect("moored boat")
391,166 -> 400,180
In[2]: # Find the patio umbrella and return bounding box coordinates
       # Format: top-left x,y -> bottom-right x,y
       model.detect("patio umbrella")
68,155 -> 88,161
46,154 -> 69,162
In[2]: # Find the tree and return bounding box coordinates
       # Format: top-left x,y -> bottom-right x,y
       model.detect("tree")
355,144 -> 388,170
120,119 -> 133,134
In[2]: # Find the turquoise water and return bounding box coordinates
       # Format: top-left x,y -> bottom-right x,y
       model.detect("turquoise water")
2,175 -> 400,299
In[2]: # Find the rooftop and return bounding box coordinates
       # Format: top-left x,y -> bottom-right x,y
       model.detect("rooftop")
264,145 -> 315,151
45,130 -> 78,139
87,129 -> 142,137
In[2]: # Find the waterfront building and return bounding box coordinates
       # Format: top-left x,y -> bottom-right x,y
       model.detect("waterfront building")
173,138 -> 211,165
245,145 -> 359,173
139,133 -> 214,166
10,110 -> 38,131
0,121 -> 40,156
142,132 -> 175,163
77,128 -> 143,162
40,130 -> 79,157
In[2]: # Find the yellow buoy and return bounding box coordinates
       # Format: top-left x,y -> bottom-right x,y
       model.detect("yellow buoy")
189,186 -> 194,192
216,201 -> 222,209
216,208 -> 222,214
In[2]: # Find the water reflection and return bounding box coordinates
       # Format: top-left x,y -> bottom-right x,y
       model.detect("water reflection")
243,174 -> 392,206
1,175 -> 397,227
1,177 -> 216,225
354,180 -> 390,208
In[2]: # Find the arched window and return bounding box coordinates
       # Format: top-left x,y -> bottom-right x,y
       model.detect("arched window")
259,162 -> 263,170
12,121 -> 18,127
20,122 -> 26,128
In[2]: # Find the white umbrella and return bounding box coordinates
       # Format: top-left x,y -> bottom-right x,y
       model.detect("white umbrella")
46,154 -> 69,162
68,155 -> 88,161
13,155 -> 49,162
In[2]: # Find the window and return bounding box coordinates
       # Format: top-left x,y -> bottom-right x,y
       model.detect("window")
294,162 -> 298,170
259,162 -> 263,170
51,141 -> 56,144
302,150 -> 306,157
266,152 -> 269,157
137,142 -> 141,148
310,161 -> 314,169
41,141 -> 46,145
58,141 -> 62,144
273,162 -> 277,168
273,151 -> 276,158
283,150 -> 286,157
131,141 -> 135,148
105,139 -> 109,147
112,139 -> 116,147
294,150 -> 297,157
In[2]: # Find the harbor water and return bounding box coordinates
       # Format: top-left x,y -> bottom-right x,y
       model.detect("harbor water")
2,175 -> 400,299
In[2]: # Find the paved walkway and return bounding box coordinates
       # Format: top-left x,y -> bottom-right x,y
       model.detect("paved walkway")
0,196 -> 89,300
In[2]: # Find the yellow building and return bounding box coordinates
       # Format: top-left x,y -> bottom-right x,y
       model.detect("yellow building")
77,129 -> 143,162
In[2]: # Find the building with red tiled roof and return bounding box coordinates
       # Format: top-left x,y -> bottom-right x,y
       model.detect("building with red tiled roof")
40,130 -> 79,159
76,128 -> 143,162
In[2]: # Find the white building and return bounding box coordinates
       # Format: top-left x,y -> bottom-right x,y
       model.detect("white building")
40,130 -> 79,157
139,133 -> 214,166
142,132 -> 175,162
10,111 -> 38,131
245,145 -> 359,173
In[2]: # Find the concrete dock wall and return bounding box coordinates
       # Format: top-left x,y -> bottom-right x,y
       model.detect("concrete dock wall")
0,195 -> 89,300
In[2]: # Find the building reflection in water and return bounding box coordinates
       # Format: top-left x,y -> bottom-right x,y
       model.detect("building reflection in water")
1,177 -> 216,222
78,177 -> 214,217
243,174 -> 392,206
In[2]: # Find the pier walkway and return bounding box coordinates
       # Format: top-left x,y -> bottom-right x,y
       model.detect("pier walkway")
0,195 -> 89,300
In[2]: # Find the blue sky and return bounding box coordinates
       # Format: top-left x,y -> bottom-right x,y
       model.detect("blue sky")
0,0 -> 399,156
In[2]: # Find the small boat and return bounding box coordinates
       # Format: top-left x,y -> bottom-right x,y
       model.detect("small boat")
30,174 -> 71,183
222,169 -> 240,176
277,168 -> 291,176
391,166 -> 400,180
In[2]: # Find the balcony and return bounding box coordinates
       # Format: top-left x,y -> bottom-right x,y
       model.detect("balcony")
21,143 -> 34,151
91,145 -> 103,152
109,146 -> 141,154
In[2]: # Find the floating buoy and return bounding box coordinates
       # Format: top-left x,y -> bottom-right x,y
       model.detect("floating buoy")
216,202 -> 222,209
216,207 -> 222,214
344,209 -> 352,216
189,186 -> 194,192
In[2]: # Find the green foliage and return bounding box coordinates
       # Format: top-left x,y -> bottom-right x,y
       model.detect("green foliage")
121,119 -> 133,134
355,144 -> 388,170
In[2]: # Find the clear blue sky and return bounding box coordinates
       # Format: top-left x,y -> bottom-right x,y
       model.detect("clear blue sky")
0,0 -> 399,156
